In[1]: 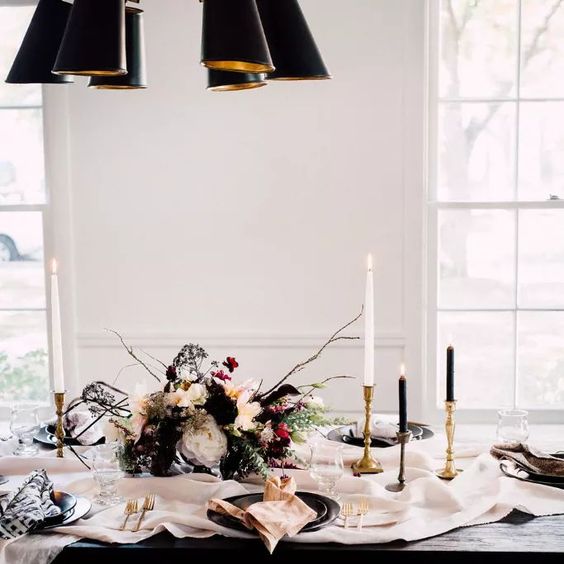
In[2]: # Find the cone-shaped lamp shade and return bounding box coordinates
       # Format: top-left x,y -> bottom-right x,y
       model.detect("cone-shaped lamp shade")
6,0 -> 73,84
53,0 -> 126,77
88,8 -> 146,89
207,69 -> 266,92
201,0 -> 274,74
256,0 -> 331,80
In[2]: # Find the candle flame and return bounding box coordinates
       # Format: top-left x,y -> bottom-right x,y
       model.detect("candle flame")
51,258 -> 58,274
367,253 -> 373,271
400,362 -> 406,376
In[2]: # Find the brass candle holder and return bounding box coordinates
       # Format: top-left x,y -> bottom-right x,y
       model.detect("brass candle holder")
435,400 -> 462,480
351,386 -> 383,474
385,430 -> 411,492
53,391 -> 66,458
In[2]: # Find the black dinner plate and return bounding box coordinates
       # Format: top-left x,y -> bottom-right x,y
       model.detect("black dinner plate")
207,491 -> 339,534
44,491 -> 78,524
36,496 -> 92,531
500,460 -> 564,489
327,422 -> 433,448
34,424 -> 105,448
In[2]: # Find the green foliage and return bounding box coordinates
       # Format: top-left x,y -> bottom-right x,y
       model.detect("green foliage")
220,435 -> 269,480
0,349 -> 49,404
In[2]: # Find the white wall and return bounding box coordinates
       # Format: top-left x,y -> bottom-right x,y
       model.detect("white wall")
46,1 -> 427,419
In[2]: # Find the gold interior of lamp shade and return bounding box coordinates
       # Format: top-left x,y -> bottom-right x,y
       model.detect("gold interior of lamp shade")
268,75 -> 333,81
52,69 -> 127,76
209,81 -> 267,92
88,84 -> 147,90
202,60 -> 275,73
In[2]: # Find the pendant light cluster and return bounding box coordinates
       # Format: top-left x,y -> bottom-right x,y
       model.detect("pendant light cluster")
6,0 -> 330,93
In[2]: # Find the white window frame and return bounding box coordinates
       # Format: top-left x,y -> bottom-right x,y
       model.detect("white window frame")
426,0 -> 564,423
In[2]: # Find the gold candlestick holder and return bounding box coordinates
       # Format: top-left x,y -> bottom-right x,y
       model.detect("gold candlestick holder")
385,430 -> 411,492
351,386 -> 383,474
53,391 -> 66,458
435,400 -> 462,480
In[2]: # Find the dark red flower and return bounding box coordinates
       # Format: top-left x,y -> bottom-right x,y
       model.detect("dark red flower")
222,357 -> 239,373
166,365 -> 177,381
211,370 -> 231,382
274,423 -> 291,441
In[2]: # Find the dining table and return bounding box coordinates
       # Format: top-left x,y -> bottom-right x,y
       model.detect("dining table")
1,422 -> 564,564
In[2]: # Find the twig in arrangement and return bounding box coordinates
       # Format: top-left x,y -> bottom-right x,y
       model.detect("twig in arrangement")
293,375 -> 354,404
66,444 -> 91,470
106,329 -> 162,382
73,397 -> 129,441
112,363 -> 141,385
259,308 -> 363,398
139,349 -> 168,371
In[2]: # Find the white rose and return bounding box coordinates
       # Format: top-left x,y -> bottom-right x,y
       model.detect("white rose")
177,414 -> 228,467
186,383 -> 208,406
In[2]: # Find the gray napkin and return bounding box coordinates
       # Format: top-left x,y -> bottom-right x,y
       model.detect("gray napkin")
0,469 -> 61,539
491,443 -> 564,477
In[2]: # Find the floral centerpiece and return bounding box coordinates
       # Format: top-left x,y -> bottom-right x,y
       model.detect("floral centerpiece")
73,313 -> 359,479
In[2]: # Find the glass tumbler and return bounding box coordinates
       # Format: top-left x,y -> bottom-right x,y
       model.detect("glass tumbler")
92,442 -> 124,506
10,405 -> 39,456
309,442 -> 344,500
497,409 -> 529,444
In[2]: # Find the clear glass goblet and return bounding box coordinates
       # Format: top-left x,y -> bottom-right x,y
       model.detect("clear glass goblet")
497,409 -> 529,444
92,442 -> 124,506
10,405 -> 39,456
309,442 -> 344,500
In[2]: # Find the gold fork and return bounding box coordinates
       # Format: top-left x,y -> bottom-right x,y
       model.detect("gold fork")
120,499 -> 138,531
340,502 -> 354,529
133,493 -> 155,532
357,498 -> 369,531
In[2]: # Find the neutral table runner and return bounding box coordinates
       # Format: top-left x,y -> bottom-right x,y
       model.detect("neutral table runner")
1,429 -> 564,564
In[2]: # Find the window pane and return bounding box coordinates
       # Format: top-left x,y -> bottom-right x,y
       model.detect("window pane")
0,6 -> 42,107
518,209 -> 564,307
439,0 -> 517,99
0,108 -> 45,204
518,311 -> 564,409
438,311 -> 514,408
439,209 -> 515,308
0,311 -> 49,404
0,211 -> 45,308
438,102 -> 516,201
518,102 -> 564,201
520,0 -> 564,98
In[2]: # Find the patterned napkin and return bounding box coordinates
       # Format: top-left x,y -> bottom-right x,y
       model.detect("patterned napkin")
0,469 -> 61,539
491,443 -> 564,477
207,476 -> 317,553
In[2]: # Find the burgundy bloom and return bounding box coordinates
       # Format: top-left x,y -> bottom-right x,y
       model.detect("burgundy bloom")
211,370 -> 231,382
222,357 -> 239,373
166,365 -> 177,381
274,423 -> 291,441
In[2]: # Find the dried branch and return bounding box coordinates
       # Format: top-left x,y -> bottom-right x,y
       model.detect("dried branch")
293,374 -> 355,405
106,329 -> 162,382
259,309 -> 362,398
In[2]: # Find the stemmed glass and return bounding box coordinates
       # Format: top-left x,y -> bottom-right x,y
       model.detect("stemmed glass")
10,405 -> 40,456
92,443 -> 124,506
309,442 -> 344,500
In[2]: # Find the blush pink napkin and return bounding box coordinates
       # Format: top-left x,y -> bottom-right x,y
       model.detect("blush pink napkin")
207,476 -> 317,553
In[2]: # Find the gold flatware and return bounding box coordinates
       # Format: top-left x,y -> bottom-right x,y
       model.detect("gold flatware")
357,499 -> 369,531
133,493 -> 155,532
121,498 -> 138,531
340,502 -> 354,529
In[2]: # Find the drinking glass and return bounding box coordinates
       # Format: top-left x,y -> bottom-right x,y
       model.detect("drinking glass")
92,443 -> 124,506
497,409 -> 529,444
309,442 -> 344,499
10,405 -> 39,456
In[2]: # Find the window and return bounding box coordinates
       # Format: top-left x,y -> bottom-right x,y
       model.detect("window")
0,2 -> 49,404
429,0 -> 564,412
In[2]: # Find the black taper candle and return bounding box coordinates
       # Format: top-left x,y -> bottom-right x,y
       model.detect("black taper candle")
399,374 -> 408,433
446,345 -> 455,401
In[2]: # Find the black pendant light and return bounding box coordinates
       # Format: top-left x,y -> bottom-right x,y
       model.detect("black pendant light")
207,69 -> 266,92
52,0 -> 127,77
88,7 -> 147,90
201,0 -> 274,74
6,0 -> 73,84
256,0 -> 331,80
